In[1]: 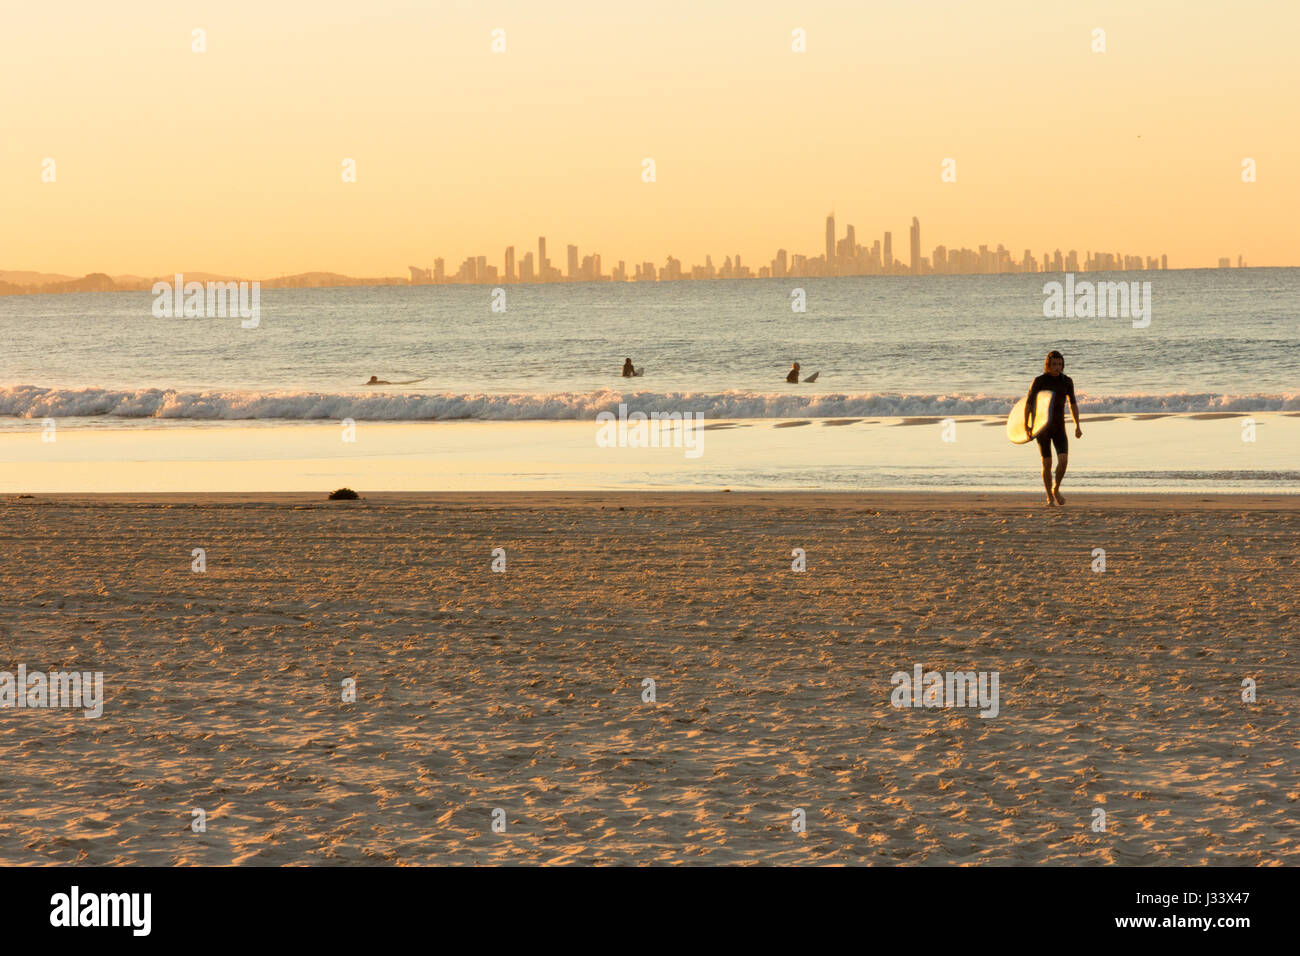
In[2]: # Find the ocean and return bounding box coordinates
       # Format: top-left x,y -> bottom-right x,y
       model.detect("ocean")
1,269 -> 1295,420
0,270 -> 1296,491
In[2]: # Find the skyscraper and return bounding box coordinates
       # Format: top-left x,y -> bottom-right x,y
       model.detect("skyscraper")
909,217 -> 921,275
883,232 -> 892,275
504,246 -> 515,282
568,244 -> 579,279
825,214 -> 836,274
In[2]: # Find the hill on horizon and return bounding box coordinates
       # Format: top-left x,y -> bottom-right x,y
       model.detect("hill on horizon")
0,270 -> 406,295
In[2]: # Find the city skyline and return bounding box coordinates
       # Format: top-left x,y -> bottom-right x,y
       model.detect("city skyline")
409,212 -> 1180,286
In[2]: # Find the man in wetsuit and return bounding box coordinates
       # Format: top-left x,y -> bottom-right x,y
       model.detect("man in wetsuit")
787,362 -> 801,383
1025,350 -> 1082,506
622,358 -> 636,378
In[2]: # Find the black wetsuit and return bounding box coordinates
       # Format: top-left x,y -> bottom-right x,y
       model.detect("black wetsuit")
786,368 -> 799,383
1027,373 -> 1076,456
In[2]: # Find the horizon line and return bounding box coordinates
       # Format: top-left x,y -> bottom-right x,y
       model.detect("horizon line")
2,263 -> 1292,298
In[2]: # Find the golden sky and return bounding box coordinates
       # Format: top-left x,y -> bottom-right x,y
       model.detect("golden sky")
2,0 -> 1295,276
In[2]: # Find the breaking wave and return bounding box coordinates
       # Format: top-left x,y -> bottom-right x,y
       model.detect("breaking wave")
0,385 -> 1295,421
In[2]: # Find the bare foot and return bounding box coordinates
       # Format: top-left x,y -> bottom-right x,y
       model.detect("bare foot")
1045,495 -> 1057,507
1053,486 -> 1066,505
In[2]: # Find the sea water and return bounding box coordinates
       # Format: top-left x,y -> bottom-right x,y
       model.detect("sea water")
0,270 -> 1295,491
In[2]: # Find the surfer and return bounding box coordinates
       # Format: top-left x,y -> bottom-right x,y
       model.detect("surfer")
1025,350 -> 1082,506
622,358 -> 636,378
787,362 -> 801,383
365,375 -> 391,385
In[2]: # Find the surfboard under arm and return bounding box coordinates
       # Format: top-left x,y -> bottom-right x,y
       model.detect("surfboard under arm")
1006,390 -> 1054,444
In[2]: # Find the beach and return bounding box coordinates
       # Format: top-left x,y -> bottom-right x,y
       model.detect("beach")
1,491 -> 1294,865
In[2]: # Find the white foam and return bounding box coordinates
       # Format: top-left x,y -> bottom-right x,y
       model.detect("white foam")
0,385 -> 1294,421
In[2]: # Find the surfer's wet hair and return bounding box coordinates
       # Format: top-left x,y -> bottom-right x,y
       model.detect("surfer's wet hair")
1044,350 -> 1064,371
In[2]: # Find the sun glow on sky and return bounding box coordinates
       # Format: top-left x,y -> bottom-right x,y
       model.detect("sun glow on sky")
2,0 -> 1296,276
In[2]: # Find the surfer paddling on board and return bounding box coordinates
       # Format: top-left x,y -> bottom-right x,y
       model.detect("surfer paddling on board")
365,375 -> 391,385
1025,350 -> 1081,506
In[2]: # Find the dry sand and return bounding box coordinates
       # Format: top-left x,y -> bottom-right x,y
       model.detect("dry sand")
0,491 -> 1295,865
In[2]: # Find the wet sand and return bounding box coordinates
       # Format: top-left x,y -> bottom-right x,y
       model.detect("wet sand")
2,414 -> 1295,494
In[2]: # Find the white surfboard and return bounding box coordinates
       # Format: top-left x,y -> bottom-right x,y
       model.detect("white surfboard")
1006,391 -> 1054,444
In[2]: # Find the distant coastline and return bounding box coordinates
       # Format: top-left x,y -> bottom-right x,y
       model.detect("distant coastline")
0,271 -> 406,296
0,264 -> 1288,297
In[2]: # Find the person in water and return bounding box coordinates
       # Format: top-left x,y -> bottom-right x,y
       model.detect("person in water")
1025,350 -> 1082,506
622,358 -> 636,378
786,362 -> 801,383
365,375 -> 391,385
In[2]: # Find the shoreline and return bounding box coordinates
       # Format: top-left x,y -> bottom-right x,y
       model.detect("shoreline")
2,414 -> 1295,494
7,490 -> 1299,510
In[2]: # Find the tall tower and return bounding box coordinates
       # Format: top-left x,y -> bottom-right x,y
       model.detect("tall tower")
538,237 -> 548,278
909,218 -> 921,275
883,232 -> 893,275
825,214 -> 836,274
504,246 -> 515,282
